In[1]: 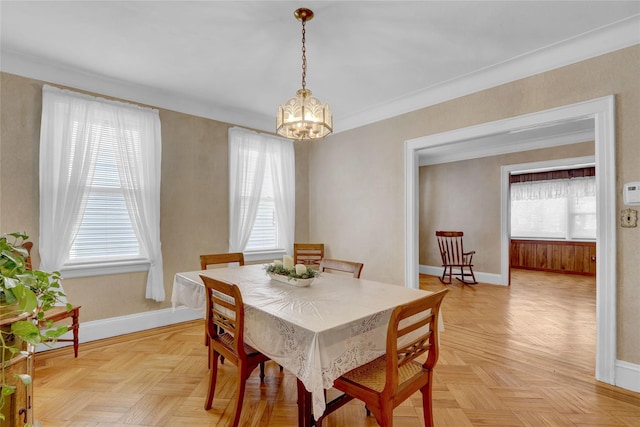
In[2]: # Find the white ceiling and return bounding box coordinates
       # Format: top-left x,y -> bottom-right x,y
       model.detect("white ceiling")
1,1 -> 639,135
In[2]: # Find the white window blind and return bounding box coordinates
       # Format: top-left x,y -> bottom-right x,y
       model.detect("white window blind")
510,177 -> 596,240
245,160 -> 278,251
68,123 -> 140,261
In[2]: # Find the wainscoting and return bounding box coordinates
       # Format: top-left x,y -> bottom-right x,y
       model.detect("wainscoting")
510,239 -> 596,276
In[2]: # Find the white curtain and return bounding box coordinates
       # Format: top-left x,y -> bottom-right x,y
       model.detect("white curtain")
39,85 -> 165,301
39,86 -> 99,274
510,178 -> 568,201
510,177 -> 596,239
228,127 -> 295,253
268,135 -> 296,253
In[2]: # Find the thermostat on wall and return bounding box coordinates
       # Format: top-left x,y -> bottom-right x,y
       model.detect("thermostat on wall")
623,182 -> 640,205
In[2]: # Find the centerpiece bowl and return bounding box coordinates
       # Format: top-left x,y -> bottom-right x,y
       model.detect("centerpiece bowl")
265,258 -> 320,287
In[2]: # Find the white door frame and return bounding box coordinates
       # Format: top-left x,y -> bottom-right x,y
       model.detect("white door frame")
404,95 -> 616,385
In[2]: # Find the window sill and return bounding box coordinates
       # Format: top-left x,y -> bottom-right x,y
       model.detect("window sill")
61,259 -> 150,278
511,237 -> 596,242
244,249 -> 287,263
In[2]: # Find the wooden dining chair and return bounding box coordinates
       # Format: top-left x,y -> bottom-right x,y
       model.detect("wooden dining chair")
319,258 -> 364,278
199,252 -> 245,366
200,252 -> 245,270
317,289 -> 448,427
435,231 -> 477,285
22,241 -> 82,357
293,243 -> 324,268
200,275 -> 270,427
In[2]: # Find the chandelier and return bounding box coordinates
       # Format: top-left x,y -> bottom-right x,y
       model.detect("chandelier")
276,8 -> 333,141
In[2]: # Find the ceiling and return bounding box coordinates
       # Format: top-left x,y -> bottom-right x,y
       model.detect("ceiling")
1,1 -> 639,136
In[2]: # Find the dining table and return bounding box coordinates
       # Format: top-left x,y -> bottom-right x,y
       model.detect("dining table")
171,263 -> 437,426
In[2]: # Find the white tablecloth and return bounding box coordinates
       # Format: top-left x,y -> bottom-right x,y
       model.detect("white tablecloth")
172,264 -> 434,418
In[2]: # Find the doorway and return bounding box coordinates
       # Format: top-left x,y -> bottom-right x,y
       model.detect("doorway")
404,96 -> 616,386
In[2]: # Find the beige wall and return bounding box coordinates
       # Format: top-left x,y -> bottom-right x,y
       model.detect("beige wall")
0,72 -> 310,321
1,45 -> 638,364
309,45 -> 639,364
418,141 -> 595,272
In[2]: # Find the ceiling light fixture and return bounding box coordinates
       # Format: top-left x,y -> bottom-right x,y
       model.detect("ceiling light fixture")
276,8 -> 333,141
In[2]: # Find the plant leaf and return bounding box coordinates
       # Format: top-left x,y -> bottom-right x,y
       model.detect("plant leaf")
11,283 -> 38,313
17,374 -> 32,386
11,320 -> 41,345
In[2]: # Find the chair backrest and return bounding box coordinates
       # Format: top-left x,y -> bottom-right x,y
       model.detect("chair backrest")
21,241 -> 33,270
435,231 -> 466,266
383,289 -> 448,393
201,275 -> 247,362
200,252 -> 245,270
319,258 -> 364,278
293,243 -> 324,267
20,242 -> 33,270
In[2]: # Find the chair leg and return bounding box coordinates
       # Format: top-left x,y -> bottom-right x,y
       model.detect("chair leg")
456,266 -> 478,285
232,367 -> 249,427
468,266 -> 478,284
379,402 -> 394,427
71,310 -> 80,357
204,348 -> 220,410
439,266 -> 452,284
421,383 -> 434,427
260,361 -> 265,382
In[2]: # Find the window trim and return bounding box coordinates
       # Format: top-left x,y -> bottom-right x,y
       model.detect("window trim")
243,249 -> 287,263
61,259 -> 150,278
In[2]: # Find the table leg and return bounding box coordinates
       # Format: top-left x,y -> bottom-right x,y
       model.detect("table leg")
296,378 -> 313,427
71,308 -> 80,358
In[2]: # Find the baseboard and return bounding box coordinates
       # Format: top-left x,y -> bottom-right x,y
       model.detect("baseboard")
35,306 -> 202,353
419,265 -> 505,285
615,360 -> 640,393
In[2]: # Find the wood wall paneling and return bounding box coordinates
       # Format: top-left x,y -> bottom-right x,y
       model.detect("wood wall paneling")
510,239 -> 596,276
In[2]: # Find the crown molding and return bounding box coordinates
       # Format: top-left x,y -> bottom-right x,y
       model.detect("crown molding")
338,15 -> 640,133
0,48 -> 272,131
1,15 -> 638,134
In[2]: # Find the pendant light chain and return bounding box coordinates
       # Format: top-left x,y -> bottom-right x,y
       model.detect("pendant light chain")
301,18 -> 307,91
276,8 -> 333,140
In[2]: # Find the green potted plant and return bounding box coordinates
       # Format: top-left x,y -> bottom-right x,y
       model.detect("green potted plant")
1,232 -> 69,425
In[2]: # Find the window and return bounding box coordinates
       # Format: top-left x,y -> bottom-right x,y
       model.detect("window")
39,85 -> 165,301
246,160 -> 278,251
228,127 -> 295,259
67,122 -> 141,261
510,177 -> 596,240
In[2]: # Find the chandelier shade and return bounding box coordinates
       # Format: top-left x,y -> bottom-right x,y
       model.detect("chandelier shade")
276,8 -> 333,141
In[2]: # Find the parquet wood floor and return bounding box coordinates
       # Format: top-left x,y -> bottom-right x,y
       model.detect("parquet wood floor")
33,270 -> 640,426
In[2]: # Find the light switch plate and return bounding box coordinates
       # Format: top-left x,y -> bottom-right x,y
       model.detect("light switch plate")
621,208 -> 638,228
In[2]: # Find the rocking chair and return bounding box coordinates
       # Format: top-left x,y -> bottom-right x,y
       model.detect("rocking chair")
435,231 -> 477,285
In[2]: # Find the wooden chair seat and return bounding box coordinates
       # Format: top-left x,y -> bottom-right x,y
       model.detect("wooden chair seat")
218,332 -> 262,357
339,354 -> 424,393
